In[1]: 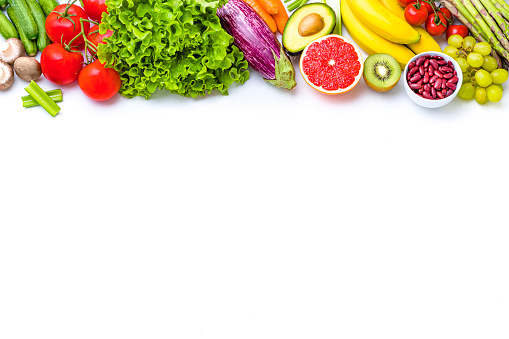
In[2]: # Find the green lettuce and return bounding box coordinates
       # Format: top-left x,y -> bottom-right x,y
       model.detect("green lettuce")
97,0 -> 249,99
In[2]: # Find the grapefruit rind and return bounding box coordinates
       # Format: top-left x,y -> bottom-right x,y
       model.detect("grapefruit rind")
299,35 -> 364,95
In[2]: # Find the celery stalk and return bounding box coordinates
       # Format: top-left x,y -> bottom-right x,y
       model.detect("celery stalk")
24,81 -> 61,117
326,0 -> 342,35
22,89 -> 63,108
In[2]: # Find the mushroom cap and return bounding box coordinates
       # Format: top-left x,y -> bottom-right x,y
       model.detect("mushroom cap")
14,57 -> 42,82
0,38 -> 26,64
0,61 -> 15,90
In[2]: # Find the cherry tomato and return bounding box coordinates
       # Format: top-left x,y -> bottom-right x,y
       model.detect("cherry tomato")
79,60 -> 121,101
420,0 -> 434,16
439,7 -> 452,21
46,4 -> 90,46
83,0 -> 108,23
398,0 -> 414,8
405,2 -> 428,26
446,25 -> 469,40
41,43 -> 84,85
86,25 -> 113,56
425,12 -> 448,36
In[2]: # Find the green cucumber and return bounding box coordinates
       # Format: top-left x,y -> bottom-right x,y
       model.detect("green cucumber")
26,0 -> 51,52
7,0 -> 38,39
0,0 -> 8,8
0,10 -> 19,39
7,6 -> 37,56
37,0 -> 59,16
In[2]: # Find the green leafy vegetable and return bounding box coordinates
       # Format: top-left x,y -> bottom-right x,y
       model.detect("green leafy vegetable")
98,0 -> 250,99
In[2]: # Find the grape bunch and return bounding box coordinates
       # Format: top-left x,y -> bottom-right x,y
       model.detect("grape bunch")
444,35 -> 508,104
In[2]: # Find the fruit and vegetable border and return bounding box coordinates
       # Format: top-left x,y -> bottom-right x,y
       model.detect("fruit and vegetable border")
0,0 -> 507,116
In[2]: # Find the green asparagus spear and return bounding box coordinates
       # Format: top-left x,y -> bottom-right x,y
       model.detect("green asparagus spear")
469,0 -> 509,51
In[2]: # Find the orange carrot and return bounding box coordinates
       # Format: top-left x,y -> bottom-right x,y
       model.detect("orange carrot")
241,0 -> 278,33
272,0 -> 288,34
258,0 -> 279,15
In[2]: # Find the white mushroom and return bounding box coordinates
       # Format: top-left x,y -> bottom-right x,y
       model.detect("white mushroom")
14,57 -> 42,82
0,61 -> 15,90
0,38 -> 26,64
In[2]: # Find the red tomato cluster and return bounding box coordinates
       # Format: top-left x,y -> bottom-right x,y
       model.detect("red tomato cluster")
41,0 -> 120,101
399,0 -> 468,38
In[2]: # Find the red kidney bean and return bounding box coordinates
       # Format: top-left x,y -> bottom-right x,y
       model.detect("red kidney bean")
437,91 -> 444,99
408,62 -> 416,69
441,89 -> 447,96
443,73 -> 453,79
448,83 -> 457,91
409,66 -> 419,76
434,70 -> 444,78
431,87 -> 437,98
437,60 -> 447,65
446,89 -> 453,96
434,80 -> 442,89
448,76 -> 459,83
424,59 -> 430,68
423,91 -> 433,99
440,66 -> 453,73
423,72 -> 429,83
416,56 -> 426,67
424,84 -> 431,93
430,59 -> 438,69
419,65 -> 425,76
410,83 -> 421,89
418,88 -> 424,94
430,75 -> 438,83
441,79 -> 446,89
410,74 -> 421,82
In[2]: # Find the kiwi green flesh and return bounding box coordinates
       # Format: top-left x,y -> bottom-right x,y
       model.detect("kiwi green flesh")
363,54 -> 401,92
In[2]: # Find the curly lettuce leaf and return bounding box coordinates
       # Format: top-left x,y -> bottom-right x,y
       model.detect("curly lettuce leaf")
97,0 -> 249,99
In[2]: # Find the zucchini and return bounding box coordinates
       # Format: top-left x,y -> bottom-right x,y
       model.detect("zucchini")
0,0 -> 8,8
0,10 -> 19,39
26,0 -> 51,52
7,0 -> 38,39
37,0 -> 58,16
7,6 -> 37,56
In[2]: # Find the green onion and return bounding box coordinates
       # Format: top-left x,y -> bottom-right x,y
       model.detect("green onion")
24,81 -> 61,117
22,89 -> 63,108
288,0 -> 308,12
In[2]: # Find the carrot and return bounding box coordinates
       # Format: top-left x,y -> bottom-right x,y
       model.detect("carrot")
241,0 -> 278,33
272,0 -> 289,34
258,0 -> 279,15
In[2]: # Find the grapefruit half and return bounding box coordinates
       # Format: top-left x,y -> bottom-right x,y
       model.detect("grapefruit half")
300,35 -> 364,94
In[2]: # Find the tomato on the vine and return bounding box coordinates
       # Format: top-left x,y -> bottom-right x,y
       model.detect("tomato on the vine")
46,4 -> 90,46
86,25 -> 113,56
425,12 -> 448,36
446,25 -> 469,40
41,43 -> 84,85
397,0 -> 414,8
83,0 -> 108,23
420,0 -> 434,16
405,2 -> 428,26
78,60 -> 121,101
439,7 -> 452,21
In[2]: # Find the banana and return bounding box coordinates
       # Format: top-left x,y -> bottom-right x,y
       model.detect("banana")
380,0 -> 442,54
346,0 -> 421,44
341,0 -> 415,69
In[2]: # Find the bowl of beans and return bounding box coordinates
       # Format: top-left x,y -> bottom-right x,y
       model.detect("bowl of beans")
403,52 -> 463,109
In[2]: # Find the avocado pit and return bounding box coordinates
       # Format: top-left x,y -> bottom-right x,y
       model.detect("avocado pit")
298,13 -> 325,37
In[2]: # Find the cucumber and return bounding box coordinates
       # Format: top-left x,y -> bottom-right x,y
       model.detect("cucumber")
0,10 -> 19,39
26,0 -> 51,52
7,6 -> 37,56
37,0 -> 59,17
7,0 -> 38,39
0,0 -> 8,8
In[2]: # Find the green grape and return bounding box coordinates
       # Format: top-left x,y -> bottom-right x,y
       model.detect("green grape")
475,87 -> 489,104
467,52 -> 484,68
458,83 -> 476,100
486,84 -> 503,102
473,42 -> 492,56
493,84 -> 504,91
463,73 -> 472,84
482,56 -> 498,72
463,36 -> 476,51
491,69 -> 509,84
455,57 -> 469,72
444,46 -> 459,58
448,35 -> 464,48
475,69 -> 493,87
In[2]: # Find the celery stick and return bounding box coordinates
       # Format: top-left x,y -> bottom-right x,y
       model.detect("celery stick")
326,0 -> 342,35
24,81 -> 61,117
22,89 -> 63,108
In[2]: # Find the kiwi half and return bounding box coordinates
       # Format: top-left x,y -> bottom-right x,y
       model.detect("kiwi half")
363,54 -> 401,92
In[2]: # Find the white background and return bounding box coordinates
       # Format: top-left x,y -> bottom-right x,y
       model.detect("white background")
1,2 -> 509,338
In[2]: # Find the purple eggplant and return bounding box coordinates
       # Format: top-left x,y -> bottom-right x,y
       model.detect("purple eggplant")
217,0 -> 296,90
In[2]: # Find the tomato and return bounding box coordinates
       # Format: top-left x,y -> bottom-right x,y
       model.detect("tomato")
78,60 -> 121,101
446,25 -> 469,40
439,7 -> 452,21
425,12 -> 448,36
83,0 -> 108,23
405,2 -> 428,26
86,25 -> 113,55
398,0 -> 414,8
420,0 -> 435,16
46,4 -> 90,46
41,43 -> 84,85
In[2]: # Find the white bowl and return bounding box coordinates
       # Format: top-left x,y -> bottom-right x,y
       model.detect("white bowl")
403,52 -> 463,109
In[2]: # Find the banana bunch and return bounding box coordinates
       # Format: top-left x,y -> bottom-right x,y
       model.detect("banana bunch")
342,0 -> 442,69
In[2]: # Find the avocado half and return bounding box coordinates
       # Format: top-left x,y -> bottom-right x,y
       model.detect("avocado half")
282,3 -> 336,54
